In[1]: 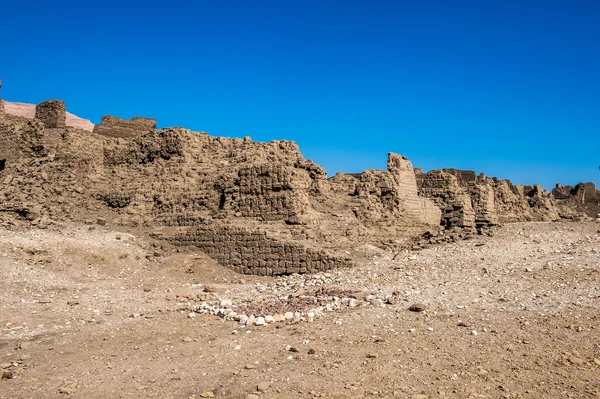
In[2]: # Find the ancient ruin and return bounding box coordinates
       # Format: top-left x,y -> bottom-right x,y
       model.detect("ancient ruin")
93,115 -> 157,138
34,100 -> 66,128
0,99 -> 598,276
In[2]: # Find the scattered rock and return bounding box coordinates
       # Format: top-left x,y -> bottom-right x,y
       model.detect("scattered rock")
257,381 -> 270,392
568,356 -> 585,365
1,370 -> 13,380
204,284 -> 227,293
409,303 -> 426,312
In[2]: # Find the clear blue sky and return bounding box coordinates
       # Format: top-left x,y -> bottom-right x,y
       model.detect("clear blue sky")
2,0 -> 599,190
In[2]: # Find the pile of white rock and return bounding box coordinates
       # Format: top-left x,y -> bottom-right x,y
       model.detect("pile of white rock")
184,293 -> 398,326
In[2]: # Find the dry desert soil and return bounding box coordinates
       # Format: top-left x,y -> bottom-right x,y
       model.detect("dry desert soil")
0,221 -> 599,399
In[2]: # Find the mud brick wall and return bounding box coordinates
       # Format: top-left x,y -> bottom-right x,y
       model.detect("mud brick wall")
35,100 -> 66,128
552,184 -> 572,200
572,182 -> 597,205
0,121 -> 20,162
93,115 -> 157,138
0,118 -> 46,162
237,164 -> 302,222
387,153 -> 440,225
442,169 -> 477,186
168,225 -> 353,276
420,170 -> 476,228
470,183 -> 497,227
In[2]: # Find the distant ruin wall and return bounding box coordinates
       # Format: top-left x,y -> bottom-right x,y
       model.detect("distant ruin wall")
167,225 -> 354,276
387,153 -> 441,225
35,100 -> 66,128
552,182 -> 598,217
93,115 -> 157,138
420,170 -> 476,228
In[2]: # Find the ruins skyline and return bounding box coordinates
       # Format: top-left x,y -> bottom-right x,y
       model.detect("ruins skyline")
1,1 -> 599,189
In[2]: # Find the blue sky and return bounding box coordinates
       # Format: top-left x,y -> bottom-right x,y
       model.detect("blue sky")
2,0 -> 599,189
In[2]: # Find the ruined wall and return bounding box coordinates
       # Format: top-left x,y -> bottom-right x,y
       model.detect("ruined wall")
387,153 -> 441,225
236,164 -> 310,224
0,116 -> 46,163
420,170 -> 476,228
470,183 -> 497,226
93,115 -> 157,138
167,225 -> 354,275
552,182 -> 598,217
418,168 -> 562,227
35,100 -> 66,128
0,119 -> 19,163
333,154 -> 440,226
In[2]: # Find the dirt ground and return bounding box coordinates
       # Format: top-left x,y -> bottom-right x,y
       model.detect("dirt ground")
0,221 -> 599,399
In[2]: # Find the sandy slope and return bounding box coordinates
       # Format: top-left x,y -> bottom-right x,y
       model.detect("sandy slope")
3,101 -> 94,132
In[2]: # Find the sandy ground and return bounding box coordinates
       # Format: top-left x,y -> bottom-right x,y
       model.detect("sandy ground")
3,102 -> 94,131
0,221 -> 599,399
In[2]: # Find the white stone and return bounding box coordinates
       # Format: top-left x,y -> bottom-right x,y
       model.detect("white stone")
255,317 -> 266,326
220,299 -> 233,307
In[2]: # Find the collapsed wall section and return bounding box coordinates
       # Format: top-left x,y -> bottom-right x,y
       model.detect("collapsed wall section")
166,225 -> 354,275
93,115 -> 157,138
419,170 -> 476,228
552,182 -> 599,217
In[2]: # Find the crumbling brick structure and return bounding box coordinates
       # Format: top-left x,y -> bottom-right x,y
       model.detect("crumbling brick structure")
3,97 -> 597,276
93,115 -> 157,138
552,182 -> 599,217
35,100 -> 66,128
167,225 -> 354,275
